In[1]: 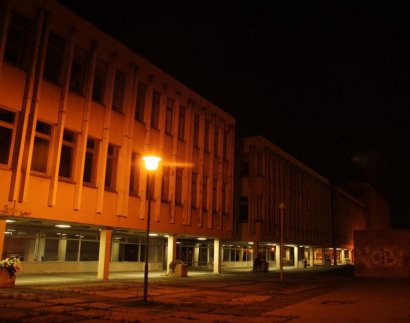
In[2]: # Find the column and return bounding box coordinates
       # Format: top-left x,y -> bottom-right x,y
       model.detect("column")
98,229 -> 112,280
294,245 -> 299,268
0,220 -> 5,258
213,239 -> 221,273
193,243 -> 200,267
57,236 -> 67,261
167,235 -> 177,272
275,243 -> 280,269
35,233 -> 46,261
24,238 -> 36,261
111,240 -> 120,261
252,241 -> 259,260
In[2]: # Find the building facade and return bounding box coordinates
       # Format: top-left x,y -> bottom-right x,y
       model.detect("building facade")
233,136 -> 387,269
0,0 -> 235,277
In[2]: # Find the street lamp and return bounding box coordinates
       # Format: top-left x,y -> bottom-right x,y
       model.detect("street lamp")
142,155 -> 161,303
279,202 -> 285,282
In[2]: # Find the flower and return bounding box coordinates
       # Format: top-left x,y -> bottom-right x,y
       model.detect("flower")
0,257 -> 22,277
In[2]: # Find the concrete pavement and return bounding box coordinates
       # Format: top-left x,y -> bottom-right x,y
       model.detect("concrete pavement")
1,266 -> 409,322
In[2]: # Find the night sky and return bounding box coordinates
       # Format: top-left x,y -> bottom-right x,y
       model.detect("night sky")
58,0 -> 410,228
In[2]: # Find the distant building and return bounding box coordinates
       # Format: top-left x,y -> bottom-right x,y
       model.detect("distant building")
234,136 -> 380,268
342,183 -> 391,230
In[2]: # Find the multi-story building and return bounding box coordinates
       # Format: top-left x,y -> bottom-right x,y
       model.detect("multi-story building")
0,0 -> 235,277
232,136 -> 387,269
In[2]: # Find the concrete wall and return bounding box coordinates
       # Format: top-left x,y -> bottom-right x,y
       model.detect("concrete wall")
354,229 -> 410,278
19,261 -> 163,275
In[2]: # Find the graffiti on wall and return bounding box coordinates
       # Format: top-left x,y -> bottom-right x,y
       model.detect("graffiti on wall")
355,244 -> 402,269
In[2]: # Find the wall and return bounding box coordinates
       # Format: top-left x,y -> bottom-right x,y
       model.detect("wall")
354,229 -> 410,278
19,261 -> 163,275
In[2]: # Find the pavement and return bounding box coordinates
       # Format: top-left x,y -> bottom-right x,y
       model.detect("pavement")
0,265 -> 409,322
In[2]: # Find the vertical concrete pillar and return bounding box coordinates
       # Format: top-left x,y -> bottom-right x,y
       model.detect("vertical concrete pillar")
57,236 -> 67,261
193,243 -> 200,267
275,243 -> 280,269
98,229 -> 112,280
294,245 -> 299,268
252,241 -> 259,260
24,238 -> 36,261
239,247 -> 244,264
0,220 -> 5,258
213,239 -> 221,273
309,247 -> 314,267
167,234 -> 177,271
111,240 -> 120,261
35,233 -> 46,261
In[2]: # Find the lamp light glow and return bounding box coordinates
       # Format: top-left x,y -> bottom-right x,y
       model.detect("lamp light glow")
142,156 -> 161,171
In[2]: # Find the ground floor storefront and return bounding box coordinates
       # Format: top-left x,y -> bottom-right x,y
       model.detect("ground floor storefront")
1,219 -> 352,277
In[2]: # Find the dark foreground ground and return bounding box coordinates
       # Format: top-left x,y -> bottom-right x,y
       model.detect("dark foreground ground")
0,265 -> 409,322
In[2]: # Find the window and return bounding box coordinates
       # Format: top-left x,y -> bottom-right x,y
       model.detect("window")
59,130 -> 76,179
69,47 -> 88,95
191,172 -> 198,208
202,176 -> 208,210
151,91 -> 160,129
204,120 -> 210,152
175,167 -> 183,205
222,181 -> 227,214
92,59 -> 107,104
105,144 -> 118,190
161,166 -> 170,202
129,152 -> 140,194
135,83 -> 146,122
223,130 -> 229,159
112,70 -> 126,113
31,121 -> 52,173
4,12 -> 34,68
214,126 -> 219,155
193,114 -> 200,147
43,33 -> 65,84
165,99 -> 173,135
212,179 -> 218,212
178,106 -> 185,141
83,138 -> 98,185
0,108 -> 16,165
239,197 -> 249,222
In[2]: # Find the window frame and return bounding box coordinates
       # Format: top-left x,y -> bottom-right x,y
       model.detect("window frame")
31,120 -> 53,175
0,108 -> 17,167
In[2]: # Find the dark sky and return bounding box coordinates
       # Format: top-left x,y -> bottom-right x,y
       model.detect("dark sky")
59,0 -> 410,228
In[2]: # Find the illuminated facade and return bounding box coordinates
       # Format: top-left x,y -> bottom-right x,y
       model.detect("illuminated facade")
0,1 -> 390,277
0,0 -> 235,277
233,136 -> 386,268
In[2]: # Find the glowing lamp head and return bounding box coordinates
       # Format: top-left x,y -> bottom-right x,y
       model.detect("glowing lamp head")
142,156 -> 161,171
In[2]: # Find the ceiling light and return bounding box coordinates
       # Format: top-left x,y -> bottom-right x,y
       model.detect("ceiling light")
55,224 -> 71,228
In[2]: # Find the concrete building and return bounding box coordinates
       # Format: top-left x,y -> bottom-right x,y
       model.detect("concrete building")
0,0 -> 235,277
233,136 -> 387,269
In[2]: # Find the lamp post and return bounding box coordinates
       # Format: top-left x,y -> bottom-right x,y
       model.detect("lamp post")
279,203 -> 285,282
142,155 -> 161,304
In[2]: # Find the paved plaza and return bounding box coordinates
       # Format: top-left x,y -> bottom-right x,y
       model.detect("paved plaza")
0,265 -> 409,322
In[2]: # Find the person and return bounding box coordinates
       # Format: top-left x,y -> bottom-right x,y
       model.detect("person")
253,256 -> 262,271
